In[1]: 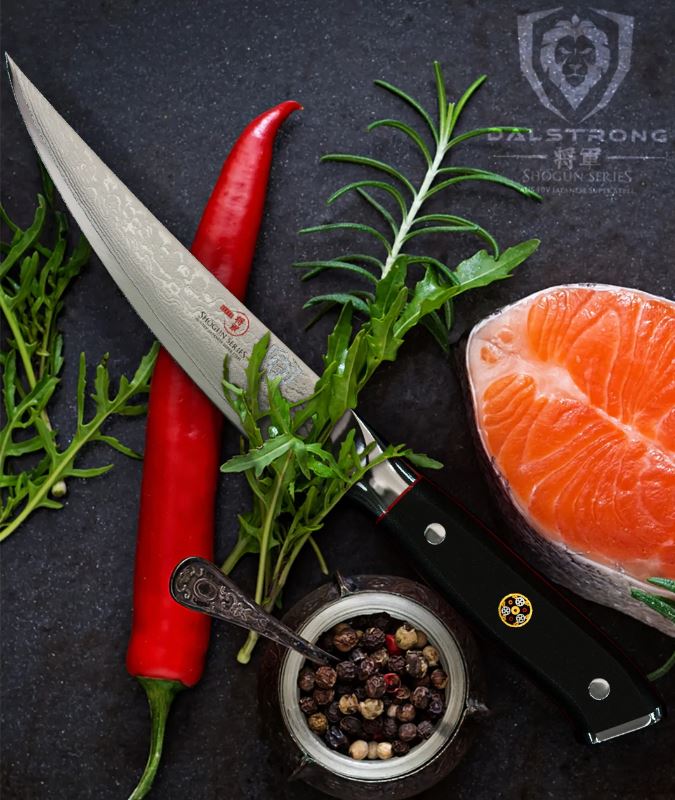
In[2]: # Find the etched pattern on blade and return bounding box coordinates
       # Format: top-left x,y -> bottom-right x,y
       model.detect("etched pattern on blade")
6,57 -> 318,432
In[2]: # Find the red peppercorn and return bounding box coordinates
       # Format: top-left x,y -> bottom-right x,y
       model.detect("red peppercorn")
385,634 -> 402,655
383,673 -> 401,692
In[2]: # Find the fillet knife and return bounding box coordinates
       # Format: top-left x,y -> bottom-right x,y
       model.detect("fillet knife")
7,56 -> 664,744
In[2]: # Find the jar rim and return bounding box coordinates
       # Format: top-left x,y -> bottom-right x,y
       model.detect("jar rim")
278,589 -> 468,782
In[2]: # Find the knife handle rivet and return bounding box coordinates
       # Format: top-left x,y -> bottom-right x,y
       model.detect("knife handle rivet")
588,678 -> 611,701
424,523 -> 446,545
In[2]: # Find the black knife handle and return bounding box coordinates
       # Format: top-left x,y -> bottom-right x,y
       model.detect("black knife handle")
373,470 -> 664,743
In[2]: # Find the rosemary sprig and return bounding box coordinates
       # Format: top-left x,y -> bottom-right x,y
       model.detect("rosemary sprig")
0,172 -> 158,541
631,578 -> 675,680
220,63 -> 540,663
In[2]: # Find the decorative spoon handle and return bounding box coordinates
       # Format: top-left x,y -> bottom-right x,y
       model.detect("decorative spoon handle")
169,557 -> 336,666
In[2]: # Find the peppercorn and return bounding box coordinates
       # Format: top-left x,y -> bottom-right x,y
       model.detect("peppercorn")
394,624 -> 418,650
338,693 -> 359,716
386,703 -> 398,718
388,654 -> 406,674
299,696 -> 318,715
335,682 -> 352,697
354,686 -> 367,701
313,688 -> 335,706
371,647 -> 389,669
405,650 -> 428,679
367,741 -> 379,759
350,647 -> 367,663
430,668 -> 449,690
422,645 -> 440,667
359,698 -> 384,720
336,660 -> 357,682
326,701 -> 341,724
383,673 -> 401,692
315,665 -> 337,689
417,719 -> 434,739
333,622 -> 350,634
415,630 -> 428,649
333,626 -> 359,653
324,726 -> 349,752
398,722 -> 418,743
393,686 -> 411,704
396,703 -> 416,723
384,633 -> 401,655
428,697 -> 444,717
376,742 -> 393,760
362,627 -> 386,651
414,675 -> 431,688
411,685 -> 431,709
357,657 -> 376,681
371,613 -> 391,631
383,717 -> 398,739
362,717 -> 384,740
392,740 -> 409,757
349,739 -> 369,760
365,674 -> 386,699
340,716 -> 363,738
308,713 -> 328,735
297,666 -> 316,692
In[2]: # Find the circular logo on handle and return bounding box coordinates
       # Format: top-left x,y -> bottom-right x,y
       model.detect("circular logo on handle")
498,593 -> 533,627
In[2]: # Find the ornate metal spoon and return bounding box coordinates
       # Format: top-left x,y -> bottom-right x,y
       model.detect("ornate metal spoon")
169,556 -> 337,666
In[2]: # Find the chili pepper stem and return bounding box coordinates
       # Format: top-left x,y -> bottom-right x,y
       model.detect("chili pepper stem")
128,678 -> 184,800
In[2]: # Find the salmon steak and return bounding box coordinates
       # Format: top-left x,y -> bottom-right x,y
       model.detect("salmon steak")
466,285 -> 675,636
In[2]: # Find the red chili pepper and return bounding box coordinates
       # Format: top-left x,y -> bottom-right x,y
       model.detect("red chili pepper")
126,99 -> 301,800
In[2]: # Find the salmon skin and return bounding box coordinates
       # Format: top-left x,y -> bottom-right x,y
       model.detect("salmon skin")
466,285 -> 675,637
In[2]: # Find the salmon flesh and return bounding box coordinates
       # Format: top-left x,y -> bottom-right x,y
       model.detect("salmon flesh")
466,285 -> 675,636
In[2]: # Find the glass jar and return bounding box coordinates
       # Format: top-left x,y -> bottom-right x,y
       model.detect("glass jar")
258,574 -> 487,799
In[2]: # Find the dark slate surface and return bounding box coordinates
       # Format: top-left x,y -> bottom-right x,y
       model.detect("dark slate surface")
1,1 -> 674,798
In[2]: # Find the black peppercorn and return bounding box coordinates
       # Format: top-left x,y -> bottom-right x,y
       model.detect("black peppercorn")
398,722 -> 418,743
396,703 -> 416,722
313,688 -> 335,706
383,717 -> 398,739
428,697 -> 444,717
326,701 -> 341,724
414,675 -> 431,688
357,657 -> 376,681
430,668 -> 449,690
336,660 -> 357,682
417,719 -> 434,739
339,715 -> 363,738
392,739 -> 409,757
393,686 -> 411,704
333,626 -> 359,653
362,717 -> 384,740
297,667 -> 316,692
388,654 -> 406,674
405,650 -> 428,679
361,627 -> 386,651
354,685 -> 367,701
299,696 -> 318,715
315,665 -> 337,689
350,647 -> 367,663
324,726 -> 349,751
411,685 -> 430,710
365,674 -> 386,699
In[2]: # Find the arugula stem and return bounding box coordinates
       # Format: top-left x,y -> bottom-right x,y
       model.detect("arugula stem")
648,649 -> 675,681
255,451 -> 293,605
0,289 -> 58,453
220,536 -> 251,576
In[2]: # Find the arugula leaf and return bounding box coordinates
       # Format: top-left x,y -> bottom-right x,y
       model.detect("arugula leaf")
0,180 -> 156,541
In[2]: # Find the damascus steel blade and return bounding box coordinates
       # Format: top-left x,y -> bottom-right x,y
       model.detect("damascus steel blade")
6,56 -> 318,432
